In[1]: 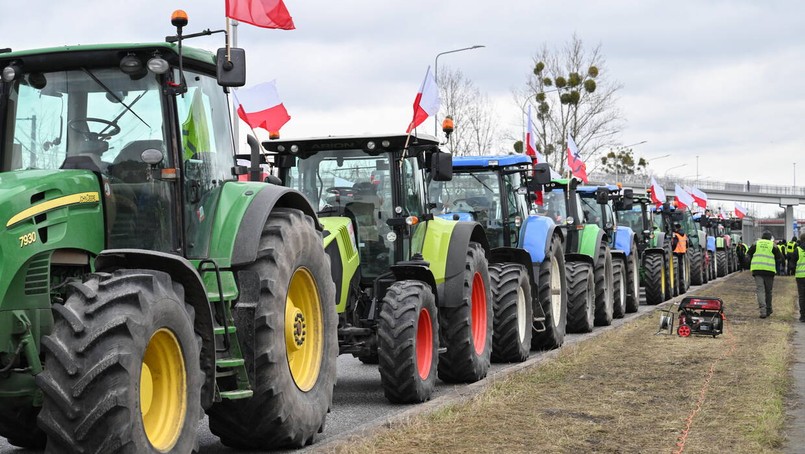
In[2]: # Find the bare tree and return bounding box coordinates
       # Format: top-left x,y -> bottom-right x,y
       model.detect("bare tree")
437,67 -> 499,156
521,34 -> 623,173
599,147 -> 647,175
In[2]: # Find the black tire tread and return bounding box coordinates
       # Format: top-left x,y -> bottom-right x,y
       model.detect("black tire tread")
490,263 -> 531,363
565,261 -> 594,333
532,237 -> 567,350
644,253 -> 664,306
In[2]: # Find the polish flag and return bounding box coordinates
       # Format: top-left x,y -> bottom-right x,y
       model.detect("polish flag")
674,184 -> 694,210
684,186 -> 708,208
734,202 -> 747,219
566,133 -> 588,183
225,0 -> 295,30
649,177 -> 666,207
525,105 -> 545,205
233,81 -> 291,133
406,66 -> 440,133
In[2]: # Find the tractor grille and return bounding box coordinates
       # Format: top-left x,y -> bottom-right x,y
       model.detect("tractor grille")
339,224 -> 358,261
25,254 -> 51,295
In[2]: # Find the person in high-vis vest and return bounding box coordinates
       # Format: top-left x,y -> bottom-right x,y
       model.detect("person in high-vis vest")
796,233 -> 805,322
736,239 -> 748,271
776,241 -> 787,275
747,231 -> 783,318
788,236 -> 798,276
671,222 -> 688,287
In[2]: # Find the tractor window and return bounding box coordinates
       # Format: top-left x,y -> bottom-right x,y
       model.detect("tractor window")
436,170 -> 504,247
618,206 -> 645,233
401,157 -> 424,216
580,196 -> 604,228
501,172 -> 522,246
541,189 -> 567,224
179,71 -> 236,258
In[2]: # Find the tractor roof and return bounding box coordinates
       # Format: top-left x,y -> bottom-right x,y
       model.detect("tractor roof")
452,155 -> 531,169
0,42 -> 216,66
577,184 -> 620,194
263,133 -> 440,156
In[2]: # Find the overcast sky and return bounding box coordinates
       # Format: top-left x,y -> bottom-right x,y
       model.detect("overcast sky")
4,0 -> 803,208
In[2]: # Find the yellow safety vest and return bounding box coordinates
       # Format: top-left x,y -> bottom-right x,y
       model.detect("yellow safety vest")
797,247 -> 805,279
788,241 -> 797,254
673,232 -> 687,254
751,239 -> 777,273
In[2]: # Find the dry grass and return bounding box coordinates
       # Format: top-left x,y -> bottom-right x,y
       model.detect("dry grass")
315,273 -> 798,454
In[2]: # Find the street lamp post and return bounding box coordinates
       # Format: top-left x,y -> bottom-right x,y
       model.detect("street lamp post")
664,163 -> 687,178
433,45 -> 485,136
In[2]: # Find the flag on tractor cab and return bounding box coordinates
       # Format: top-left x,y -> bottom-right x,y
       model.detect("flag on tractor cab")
233,80 -> 291,132
566,133 -> 588,183
525,105 -> 546,205
225,0 -> 295,29
406,66 -> 440,133
674,184 -> 694,210
649,176 -> 666,207
684,185 -> 708,209
734,202 -> 747,219
182,88 -> 211,160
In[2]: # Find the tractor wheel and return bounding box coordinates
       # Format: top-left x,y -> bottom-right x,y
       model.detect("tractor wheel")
593,243 -> 614,326
690,248 -> 704,286
37,270 -> 202,453
644,253 -> 665,306
675,254 -> 689,295
612,259 -> 626,319
565,261 -> 595,333
625,245 -> 640,313
716,250 -> 727,277
208,208 -> 337,449
489,263 -> 532,362
532,236 -> 567,350
0,397 -> 45,448
438,242 -> 492,383
667,251 -> 678,298
378,280 -> 438,403
708,251 -> 717,280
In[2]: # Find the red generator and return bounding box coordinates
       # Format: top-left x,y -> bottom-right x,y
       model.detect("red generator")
677,296 -> 724,337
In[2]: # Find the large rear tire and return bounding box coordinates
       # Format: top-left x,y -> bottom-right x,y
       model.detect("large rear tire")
625,245 -> 640,313
565,261 -> 595,333
708,250 -> 717,280
644,253 -> 665,306
208,208 -> 337,449
532,236 -> 567,350
490,263 -> 532,362
690,248 -> 704,285
378,280 -> 438,403
716,250 -> 727,277
593,243 -> 614,326
0,398 -> 46,449
438,242 -> 493,383
612,259 -> 626,319
37,270 -> 202,454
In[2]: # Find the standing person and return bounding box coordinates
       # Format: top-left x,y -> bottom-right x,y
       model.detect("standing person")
672,222 -> 688,289
796,233 -> 805,322
776,240 -> 787,275
788,236 -> 798,276
747,231 -> 783,318
736,239 -> 748,272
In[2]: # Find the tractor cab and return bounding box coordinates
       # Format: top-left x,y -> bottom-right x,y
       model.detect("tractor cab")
576,185 -> 620,238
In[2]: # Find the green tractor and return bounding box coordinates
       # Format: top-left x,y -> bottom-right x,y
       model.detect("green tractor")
265,134 -> 494,403
0,16 -> 338,452
539,179 -> 613,332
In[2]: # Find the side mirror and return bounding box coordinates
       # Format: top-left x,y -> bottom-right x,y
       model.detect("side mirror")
276,154 -> 296,168
616,188 -> 634,211
595,187 -> 609,205
431,151 -> 453,182
531,163 -> 552,185
216,47 -> 246,87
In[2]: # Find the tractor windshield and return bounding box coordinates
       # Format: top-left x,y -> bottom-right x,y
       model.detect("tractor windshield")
540,189 -> 568,224
618,205 -> 646,233
579,195 -> 605,228
431,171 -> 506,246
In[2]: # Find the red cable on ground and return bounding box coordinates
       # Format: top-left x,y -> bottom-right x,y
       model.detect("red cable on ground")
672,315 -> 737,454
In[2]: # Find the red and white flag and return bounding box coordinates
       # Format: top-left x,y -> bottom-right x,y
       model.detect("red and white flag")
525,105 -> 547,163
566,133 -> 588,183
734,202 -> 747,219
406,66 -> 440,133
674,184 -> 694,210
233,80 -> 291,133
649,177 -> 666,207
226,0 -> 295,29
684,185 -> 708,208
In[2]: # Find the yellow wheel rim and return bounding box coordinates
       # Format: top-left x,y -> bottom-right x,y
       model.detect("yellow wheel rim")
140,328 -> 187,452
285,267 -> 323,392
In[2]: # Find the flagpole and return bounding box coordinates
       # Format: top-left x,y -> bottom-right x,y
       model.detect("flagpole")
230,18 -> 240,154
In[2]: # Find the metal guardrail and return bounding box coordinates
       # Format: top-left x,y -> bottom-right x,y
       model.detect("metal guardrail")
588,172 -> 805,197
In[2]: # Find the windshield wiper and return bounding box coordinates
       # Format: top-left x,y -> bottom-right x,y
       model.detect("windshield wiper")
81,68 -> 150,129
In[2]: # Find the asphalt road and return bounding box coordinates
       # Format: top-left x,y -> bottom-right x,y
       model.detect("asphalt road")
1,284 -> 717,454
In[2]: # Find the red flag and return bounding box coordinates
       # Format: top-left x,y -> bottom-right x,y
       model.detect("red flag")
649,177 -> 666,207
684,185 -> 708,208
406,66 -> 440,133
233,81 -> 291,132
226,0 -> 295,30
674,184 -> 694,210
566,134 -> 588,183
734,203 -> 747,219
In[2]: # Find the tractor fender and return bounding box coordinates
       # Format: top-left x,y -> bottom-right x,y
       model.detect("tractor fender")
518,215 -> 560,264
390,264 -> 439,305
439,221 -> 489,308
579,227 -> 607,266
611,249 -> 627,262
641,247 -> 667,266
564,252 -> 595,268
614,226 -> 635,256
654,231 -> 667,249
490,246 -> 539,302
231,184 -> 320,266
706,236 -> 716,252
94,249 -> 217,410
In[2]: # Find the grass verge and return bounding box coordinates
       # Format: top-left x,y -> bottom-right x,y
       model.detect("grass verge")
319,273 -> 796,454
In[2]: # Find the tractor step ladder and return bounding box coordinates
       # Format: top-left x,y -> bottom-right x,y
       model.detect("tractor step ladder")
198,260 -> 253,400
533,297 -> 548,333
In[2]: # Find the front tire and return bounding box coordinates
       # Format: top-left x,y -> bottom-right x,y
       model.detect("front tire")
532,236 -> 567,350
716,250 -> 727,277
565,261 -> 595,333
378,280 -> 438,403
644,253 -> 665,306
37,270 -> 202,454
490,263 -> 532,363
625,246 -> 640,313
594,243 -> 614,326
690,248 -> 704,286
438,242 -> 493,383
612,259 -> 626,319
208,208 -> 337,449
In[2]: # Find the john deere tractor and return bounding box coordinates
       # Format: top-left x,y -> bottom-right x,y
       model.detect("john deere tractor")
0,14 -> 338,452
265,134 -> 493,403
429,155 -> 567,360
539,178 -> 613,332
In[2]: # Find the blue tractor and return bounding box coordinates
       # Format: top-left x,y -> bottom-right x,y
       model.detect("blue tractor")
428,156 -> 568,359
